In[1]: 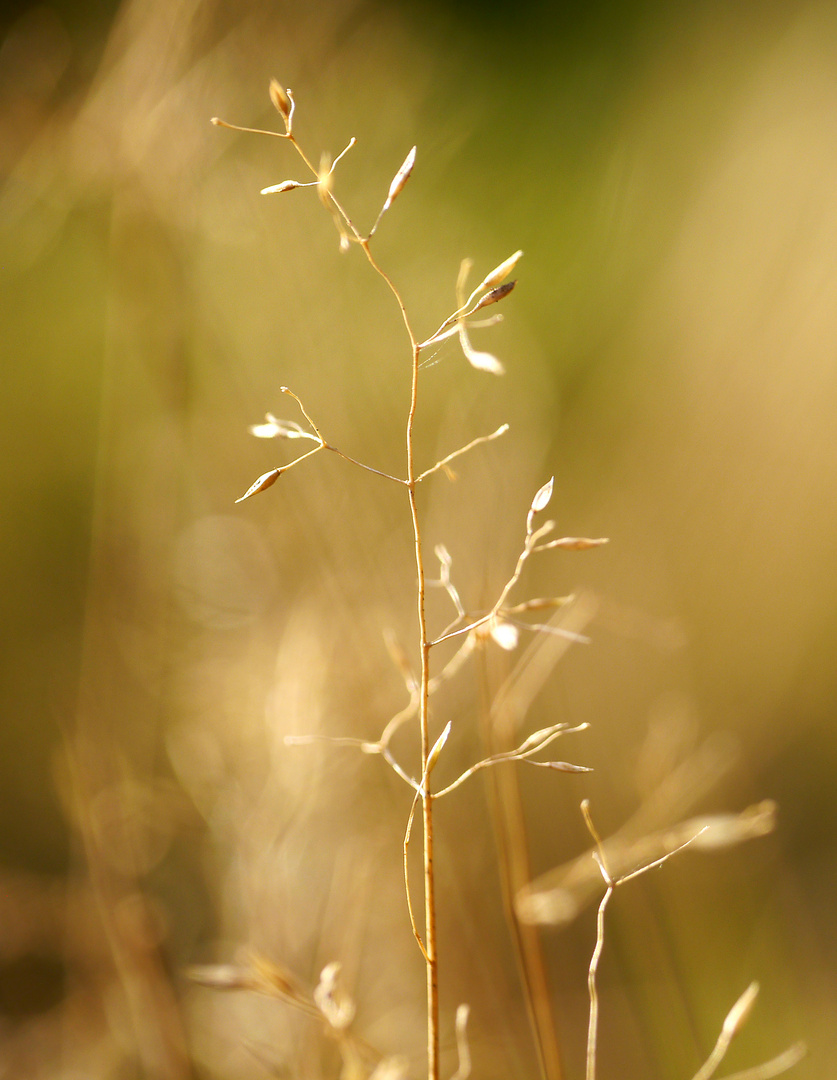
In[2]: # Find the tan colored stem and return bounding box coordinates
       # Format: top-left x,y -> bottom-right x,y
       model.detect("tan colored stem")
479,651 -> 565,1080
360,229 -> 437,1080
405,331 -> 439,1080
284,135 -> 437,1080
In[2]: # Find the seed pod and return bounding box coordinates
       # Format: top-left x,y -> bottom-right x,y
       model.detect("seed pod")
530,476 -> 554,514
477,250 -> 523,292
235,468 -> 283,503
539,536 -> 610,550
425,721 -> 452,778
721,983 -> 759,1039
261,180 -> 303,195
269,79 -> 292,123
382,146 -> 416,213
474,280 -> 516,310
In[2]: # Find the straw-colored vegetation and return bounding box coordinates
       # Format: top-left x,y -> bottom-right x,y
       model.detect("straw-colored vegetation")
189,79 -> 803,1080
3,2 -> 836,1078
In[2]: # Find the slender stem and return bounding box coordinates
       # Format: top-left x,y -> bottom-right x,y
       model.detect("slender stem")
404,793 -> 432,963
210,117 -> 288,139
278,127 -> 437,1080
286,443 -> 325,470
354,231 -> 437,1080
420,642 -> 438,1080
347,233 -> 435,1079
404,329 -> 439,1080
430,612 -> 493,647
322,442 -> 405,484
360,239 -> 416,342
587,883 -> 612,1080
415,424 -> 509,483
583,803 -> 612,1080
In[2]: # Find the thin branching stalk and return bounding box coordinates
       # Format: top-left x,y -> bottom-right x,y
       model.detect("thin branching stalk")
258,112 -> 440,1075
204,81 -> 804,1080
354,200 -> 441,1080
586,869 -> 613,1080
361,219 -> 440,1080
414,424 -> 509,482
581,800 -> 713,1080
214,82 -> 801,1080
220,83 -> 603,1080
404,331 -> 441,1079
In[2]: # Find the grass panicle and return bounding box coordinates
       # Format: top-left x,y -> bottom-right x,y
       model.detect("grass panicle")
204,80 -> 803,1080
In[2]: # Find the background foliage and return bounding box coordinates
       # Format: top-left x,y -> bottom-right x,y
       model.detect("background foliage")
1,0 -> 835,1077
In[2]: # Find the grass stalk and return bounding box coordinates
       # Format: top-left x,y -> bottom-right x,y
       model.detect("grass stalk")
229,99 -> 443,1074
361,225 -> 440,1080
405,330 -> 440,1080
209,79 -> 805,1080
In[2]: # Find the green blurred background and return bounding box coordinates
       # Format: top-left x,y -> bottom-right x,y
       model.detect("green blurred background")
1,0 -> 836,1076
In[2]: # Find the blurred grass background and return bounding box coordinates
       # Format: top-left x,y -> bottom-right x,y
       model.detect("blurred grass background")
1,0 -> 836,1077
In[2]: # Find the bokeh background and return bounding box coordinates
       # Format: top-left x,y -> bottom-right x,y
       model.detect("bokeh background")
1,0 -> 836,1077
